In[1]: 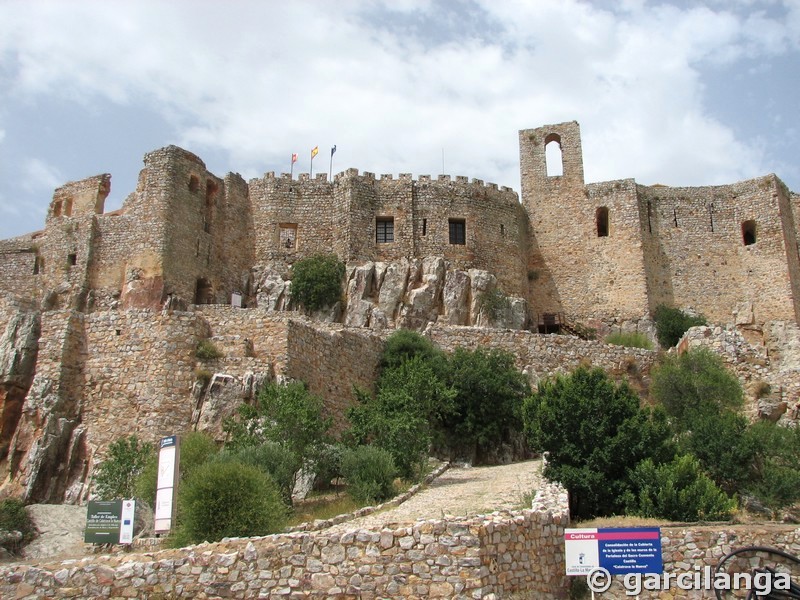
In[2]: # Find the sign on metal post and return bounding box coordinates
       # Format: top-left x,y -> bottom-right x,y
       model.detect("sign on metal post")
565,527 -> 662,575
85,500 -> 122,544
154,435 -> 180,534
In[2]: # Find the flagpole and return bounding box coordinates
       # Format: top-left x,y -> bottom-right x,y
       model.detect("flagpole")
290,156 -> 294,180
329,145 -> 336,181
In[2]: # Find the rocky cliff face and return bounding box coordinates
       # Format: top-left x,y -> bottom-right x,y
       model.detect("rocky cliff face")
253,257 -> 528,331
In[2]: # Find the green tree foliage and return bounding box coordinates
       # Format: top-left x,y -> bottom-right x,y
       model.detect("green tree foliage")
441,347 -> 530,463
290,254 -> 346,312
379,328 -> 447,374
650,349 -> 743,430
217,442 -> 301,504
0,498 -> 35,554
653,304 -> 707,348
224,381 -> 332,495
747,421 -> 800,513
134,431 -> 218,508
624,455 -> 737,521
172,460 -> 287,546
348,355 -> 455,479
679,410 -> 759,495
340,445 -> 397,504
93,435 -> 154,500
523,367 -> 674,520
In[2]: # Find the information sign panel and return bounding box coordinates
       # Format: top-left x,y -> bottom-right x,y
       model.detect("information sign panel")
565,527 -> 662,575
85,500 -> 122,544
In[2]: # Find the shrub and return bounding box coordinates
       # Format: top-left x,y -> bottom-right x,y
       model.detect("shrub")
0,498 -> 35,554
312,443 -> 345,491
380,329 -> 446,374
221,442 -> 301,504
605,331 -> 653,350
440,347 -> 530,463
195,368 -> 213,385
93,435 -> 154,500
173,460 -> 287,545
653,304 -> 707,348
195,339 -> 223,360
650,348 -> 743,430
625,455 -> 736,521
747,421 -> 800,513
348,356 -> 455,479
523,367 -> 674,520
340,445 -> 397,504
290,254 -> 345,312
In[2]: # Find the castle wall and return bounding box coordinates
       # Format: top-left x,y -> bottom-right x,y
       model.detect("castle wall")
638,175 -> 798,324
520,122 -> 650,324
0,245 -> 37,301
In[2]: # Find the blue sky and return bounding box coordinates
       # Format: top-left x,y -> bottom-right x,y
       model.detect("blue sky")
0,0 -> 797,240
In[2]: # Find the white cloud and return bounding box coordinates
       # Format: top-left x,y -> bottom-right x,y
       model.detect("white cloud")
22,158 -> 63,194
0,0 -> 796,224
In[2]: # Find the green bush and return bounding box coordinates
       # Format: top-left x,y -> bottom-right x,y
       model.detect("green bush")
650,348 -> 743,430
0,498 -> 35,554
380,329 -> 447,374
523,367 -> 674,520
440,347 -> 529,463
195,339 -> 223,360
341,445 -> 397,504
625,455 -> 736,521
221,442 -> 301,504
747,421 -> 800,513
605,331 -> 653,350
93,435 -> 154,500
653,304 -> 707,348
312,443 -> 344,491
479,288 -> 511,323
290,254 -> 346,312
348,356 -> 455,479
173,460 -> 287,546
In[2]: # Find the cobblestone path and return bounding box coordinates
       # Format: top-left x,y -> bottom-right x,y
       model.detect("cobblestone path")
327,459 -> 543,533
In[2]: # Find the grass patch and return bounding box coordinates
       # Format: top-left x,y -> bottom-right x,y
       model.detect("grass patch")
605,331 -> 653,350
287,493 -> 360,527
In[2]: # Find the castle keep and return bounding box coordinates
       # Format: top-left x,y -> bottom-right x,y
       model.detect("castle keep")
0,121 -> 797,503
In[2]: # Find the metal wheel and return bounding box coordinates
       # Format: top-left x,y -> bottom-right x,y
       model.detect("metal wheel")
714,546 -> 800,599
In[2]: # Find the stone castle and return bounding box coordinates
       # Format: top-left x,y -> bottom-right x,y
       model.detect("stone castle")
0,121 -> 798,504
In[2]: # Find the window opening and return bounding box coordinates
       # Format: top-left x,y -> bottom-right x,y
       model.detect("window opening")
422,218 -> 427,236
194,278 -> 213,304
376,217 -> 395,243
742,220 -> 757,246
188,175 -> 200,192
646,200 -> 652,233
709,203 -> 714,232
500,224 -> 505,236
67,253 -> 77,266
596,207 -> 609,237
52,201 -> 62,218
64,198 -> 73,217
33,256 -> 43,275
673,207 -> 678,228
449,218 -> 466,245
279,223 -> 298,250
204,180 -> 218,233
544,133 -> 563,177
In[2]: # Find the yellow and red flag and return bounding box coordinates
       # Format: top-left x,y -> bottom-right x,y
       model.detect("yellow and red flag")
311,146 -> 319,159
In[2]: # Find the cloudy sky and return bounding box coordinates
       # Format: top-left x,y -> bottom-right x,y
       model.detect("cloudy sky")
0,0 -> 797,240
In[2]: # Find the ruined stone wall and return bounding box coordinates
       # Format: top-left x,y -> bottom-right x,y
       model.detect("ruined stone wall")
217,173 -> 256,301
520,122 -> 650,325
0,248 -> 37,301
86,213 -> 138,309
428,325 -> 657,383
285,319 -> 384,432
0,496 -> 570,599
638,176 -> 797,324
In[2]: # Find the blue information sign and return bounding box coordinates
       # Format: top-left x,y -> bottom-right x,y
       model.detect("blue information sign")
565,527 -> 662,575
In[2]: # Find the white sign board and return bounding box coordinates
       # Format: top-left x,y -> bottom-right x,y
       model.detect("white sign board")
154,436 -> 179,534
120,499 -> 136,544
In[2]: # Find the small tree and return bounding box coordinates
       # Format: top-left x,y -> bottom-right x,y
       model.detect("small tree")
625,455 -> 736,522
650,348 -> 743,430
747,421 -> 800,514
290,254 -> 345,312
0,498 -> 35,554
93,435 -> 154,500
440,347 -> 530,463
653,304 -> 707,348
173,460 -> 287,546
340,445 -> 397,504
523,367 -> 674,519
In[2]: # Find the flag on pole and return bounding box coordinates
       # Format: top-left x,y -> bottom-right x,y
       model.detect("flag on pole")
331,145 -> 337,156
311,146 -> 319,159
291,153 -> 298,164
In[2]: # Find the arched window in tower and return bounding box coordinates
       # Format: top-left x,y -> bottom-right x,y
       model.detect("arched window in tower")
742,220 -> 757,246
596,207 -> 609,237
544,133 -> 563,177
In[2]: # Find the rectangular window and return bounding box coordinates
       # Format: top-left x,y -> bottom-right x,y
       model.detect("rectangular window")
279,223 -> 298,250
449,219 -> 466,245
376,217 -> 394,243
